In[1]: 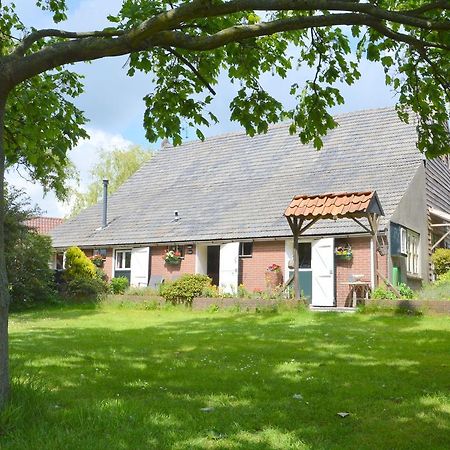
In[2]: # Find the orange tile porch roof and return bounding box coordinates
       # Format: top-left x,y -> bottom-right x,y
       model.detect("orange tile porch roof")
25,216 -> 64,235
284,191 -> 384,220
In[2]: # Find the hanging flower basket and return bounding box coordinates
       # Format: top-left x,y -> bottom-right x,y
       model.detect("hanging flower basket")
335,244 -> 352,260
164,249 -> 182,265
90,254 -> 104,267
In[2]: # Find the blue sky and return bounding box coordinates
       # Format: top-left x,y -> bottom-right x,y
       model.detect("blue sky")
7,0 -> 397,216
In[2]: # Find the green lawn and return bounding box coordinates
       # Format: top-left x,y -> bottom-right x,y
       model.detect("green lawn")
3,305 -> 450,449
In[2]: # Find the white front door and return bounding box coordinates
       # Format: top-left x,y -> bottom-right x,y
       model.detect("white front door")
219,242 -> 239,294
130,247 -> 150,287
312,238 -> 335,306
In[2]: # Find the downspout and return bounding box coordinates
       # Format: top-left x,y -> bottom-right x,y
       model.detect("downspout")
102,179 -> 109,228
370,239 -> 375,290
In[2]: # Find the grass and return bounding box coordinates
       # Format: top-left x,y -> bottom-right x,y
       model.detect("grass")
2,304 -> 450,449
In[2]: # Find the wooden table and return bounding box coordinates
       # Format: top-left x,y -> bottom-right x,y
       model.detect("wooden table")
343,281 -> 371,307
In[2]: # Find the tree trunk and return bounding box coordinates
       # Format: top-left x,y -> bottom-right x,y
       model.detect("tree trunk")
0,90 -> 11,409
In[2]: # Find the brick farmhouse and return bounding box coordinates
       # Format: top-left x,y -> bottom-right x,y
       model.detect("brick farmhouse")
49,108 -> 450,307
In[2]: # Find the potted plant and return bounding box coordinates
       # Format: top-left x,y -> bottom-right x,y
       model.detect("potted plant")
265,263 -> 283,288
164,249 -> 182,265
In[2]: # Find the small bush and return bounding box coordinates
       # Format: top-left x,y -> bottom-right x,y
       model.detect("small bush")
431,248 -> 450,276
64,246 -> 97,281
398,283 -> 415,299
371,286 -> 397,300
66,277 -> 108,300
110,277 -> 129,294
436,270 -> 450,286
160,274 -> 212,305
201,284 -> 220,298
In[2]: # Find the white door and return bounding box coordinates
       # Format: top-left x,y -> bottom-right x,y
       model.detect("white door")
195,244 -> 208,275
311,238 -> 335,306
130,247 -> 150,287
219,242 -> 239,294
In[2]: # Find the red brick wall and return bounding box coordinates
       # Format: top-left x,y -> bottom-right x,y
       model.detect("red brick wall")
103,248 -> 113,280
150,245 -> 197,281
335,237 -> 374,307
240,241 -> 285,292
81,248 -> 114,280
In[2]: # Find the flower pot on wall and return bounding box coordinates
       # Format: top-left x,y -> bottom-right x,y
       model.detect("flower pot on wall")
265,271 -> 283,289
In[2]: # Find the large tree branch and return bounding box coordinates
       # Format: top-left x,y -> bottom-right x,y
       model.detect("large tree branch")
14,28 -> 126,56
127,0 -> 450,44
6,8 -> 449,86
404,0 -> 450,16
13,0 -> 450,57
150,15 -> 449,52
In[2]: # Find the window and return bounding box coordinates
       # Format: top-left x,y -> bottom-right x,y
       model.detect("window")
55,252 -> 64,270
298,243 -> 311,269
94,248 -> 107,258
400,227 -> 407,255
115,250 -> 132,270
407,231 -> 420,275
167,245 -> 185,258
239,242 -> 253,257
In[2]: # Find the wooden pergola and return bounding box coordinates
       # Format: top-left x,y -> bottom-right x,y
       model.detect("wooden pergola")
284,191 -> 384,300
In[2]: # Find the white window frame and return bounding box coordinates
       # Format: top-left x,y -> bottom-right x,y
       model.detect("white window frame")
54,251 -> 65,270
115,249 -> 132,270
400,227 -> 407,255
406,230 -> 420,276
239,242 -> 253,258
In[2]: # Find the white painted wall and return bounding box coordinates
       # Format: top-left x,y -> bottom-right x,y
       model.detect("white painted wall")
219,242 -> 239,294
130,247 -> 150,287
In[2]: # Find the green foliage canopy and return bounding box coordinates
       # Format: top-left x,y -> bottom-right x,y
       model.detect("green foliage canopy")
5,187 -> 55,306
0,0 -> 448,163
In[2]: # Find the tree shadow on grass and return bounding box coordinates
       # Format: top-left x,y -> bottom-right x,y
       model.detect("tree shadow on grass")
4,310 -> 450,449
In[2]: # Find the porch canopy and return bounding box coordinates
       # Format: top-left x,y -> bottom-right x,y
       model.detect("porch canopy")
429,208 -> 450,251
284,191 -> 384,300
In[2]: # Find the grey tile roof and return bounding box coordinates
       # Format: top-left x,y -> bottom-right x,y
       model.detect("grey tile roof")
50,107 -> 423,248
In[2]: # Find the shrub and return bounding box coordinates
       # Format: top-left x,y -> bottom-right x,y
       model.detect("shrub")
64,246 -> 97,281
371,286 -> 397,300
436,270 -> 450,286
63,246 -> 106,299
8,232 -> 56,306
201,284 -> 220,298
431,248 -> 450,276
5,187 -> 56,307
110,277 -> 129,294
66,277 -> 108,300
398,283 -> 414,299
160,274 -> 212,305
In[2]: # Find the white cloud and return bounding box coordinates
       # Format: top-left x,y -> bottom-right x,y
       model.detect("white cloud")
6,128 -> 133,217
